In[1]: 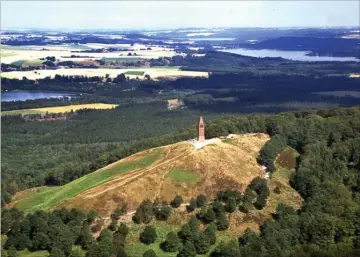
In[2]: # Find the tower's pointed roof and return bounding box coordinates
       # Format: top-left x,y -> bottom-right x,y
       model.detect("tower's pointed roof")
199,116 -> 204,124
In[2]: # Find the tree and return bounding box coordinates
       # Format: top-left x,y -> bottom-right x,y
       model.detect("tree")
112,233 -> 126,256
186,199 -> 197,212
196,194 -> 207,207
7,246 -> 18,257
211,240 -> 240,257
161,232 -> 182,252
194,232 -> 210,254
187,216 -> 200,233
204,223 -> 217,245
116,247 -> 128,257
253,194 -> 267,210
76,224 -> 94,250
170,195 -> 183,208
224,197 -> 237,213
155,205 -> 172,221
216,213 -> 229,231
143,249 -> 157,257
32,232 -> 51,250
49,247 -> 66,257
87,211 -> 98,223
212,200 -> 225,216
139,226 -> 157,245
178,223 -> 193,241
202,208 -> 216,224
116,223 -> 129,237
177,241 -> 196,257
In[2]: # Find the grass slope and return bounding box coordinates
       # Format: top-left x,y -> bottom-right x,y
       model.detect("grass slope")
2,103 -> 119,116
13,149 -> 162,213
167,168 -> 199,184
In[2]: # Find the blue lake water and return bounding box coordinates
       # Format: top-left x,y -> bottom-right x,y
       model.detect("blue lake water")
220,48 -> 360,62
1,91 -> 74,102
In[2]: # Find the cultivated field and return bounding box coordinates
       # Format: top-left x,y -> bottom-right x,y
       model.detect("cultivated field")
1,103 -> 119,116
1,44 -> 181,64
1,67 -> 209,80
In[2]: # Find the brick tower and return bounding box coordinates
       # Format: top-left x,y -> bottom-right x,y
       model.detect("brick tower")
197,116 -> 205,141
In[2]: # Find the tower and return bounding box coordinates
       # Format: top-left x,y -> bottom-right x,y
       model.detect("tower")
197,116 -> 205,141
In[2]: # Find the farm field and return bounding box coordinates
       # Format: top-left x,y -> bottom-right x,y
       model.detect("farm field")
1,67 -> 209,80
1,103 -> 119,116
0,44 -> 180,64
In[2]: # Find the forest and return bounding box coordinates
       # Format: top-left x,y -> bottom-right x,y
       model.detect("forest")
2,106 -> 360,257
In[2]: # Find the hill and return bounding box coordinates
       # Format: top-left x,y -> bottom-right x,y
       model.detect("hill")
9,133 -> 302,232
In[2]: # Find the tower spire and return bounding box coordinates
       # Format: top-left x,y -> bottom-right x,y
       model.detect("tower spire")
197,116 -> 205,141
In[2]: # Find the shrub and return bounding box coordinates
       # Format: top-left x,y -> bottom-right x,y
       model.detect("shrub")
139,226 -> 157,245
274,186 -> 281,194
143,249 -> 157,257
196,194 -> 207,207
170,195 -> 183,208
161,232 -> 182,252
186,198 -> 197,212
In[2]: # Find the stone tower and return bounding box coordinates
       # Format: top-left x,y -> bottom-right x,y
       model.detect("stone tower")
198,116 -> 205,141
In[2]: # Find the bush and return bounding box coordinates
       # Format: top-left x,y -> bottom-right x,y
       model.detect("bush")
253,195 -> 267,210
224,197 -> 237,213
212,200 -> 225,216
194,232 -> 211,254
139,226 -> 157,245
216,213 -> 229,231
197,207 -> 216,224
196,194 -> 207,207
143,249 -> 157,257
186,198 -> 197,212
274,186 -> 281,194
161,232 -> 182,252
87,211 -> 98,223
117,223 -> 129,237
177,240 -> 196,257
155,205 -> 172,221
204,223 -> 217,245
170,195 -> 183,208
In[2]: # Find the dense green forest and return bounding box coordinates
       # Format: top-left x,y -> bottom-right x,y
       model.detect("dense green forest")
2,106 -> 360,257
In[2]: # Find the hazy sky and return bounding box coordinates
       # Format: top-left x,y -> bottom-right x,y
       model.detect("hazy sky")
1,1 -> 359,30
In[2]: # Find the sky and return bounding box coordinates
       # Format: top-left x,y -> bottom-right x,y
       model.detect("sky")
1,1 -> 359,30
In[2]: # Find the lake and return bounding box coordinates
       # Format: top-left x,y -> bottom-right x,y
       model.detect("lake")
220,48 -> 360,62
1,91 -> 75,102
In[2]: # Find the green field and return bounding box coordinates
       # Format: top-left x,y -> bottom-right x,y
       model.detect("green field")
22,59 -> 44,67
15,149 -> 162,213
11,59 -> 44,67
101,57 -> 141,61
124,71 -> 145,76
11,60 -> 27,66
167,168 -> 199,184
